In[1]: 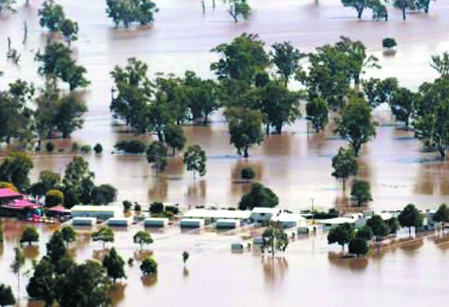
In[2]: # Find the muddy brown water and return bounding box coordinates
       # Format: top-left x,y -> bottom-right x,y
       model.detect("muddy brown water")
1,1 -> 449,305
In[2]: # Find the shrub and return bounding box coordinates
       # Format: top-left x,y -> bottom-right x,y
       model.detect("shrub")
115,140 -> 147,154
94,143 -> 103,154
91,184 -> 117,205
45,141 -> 55,153
348,238 -> 369,256
150,202 -> 164,214
382,38 -> 397,49
241,167 -> 256,181
140,257 -> 157,276
165,205 -> 179,215
134,203 -> 142,212
80,145 -> 92,154
45,189 -> 64,207
71,142 -> 80,152
123,200 -> 132,212
0,182 -> 18,192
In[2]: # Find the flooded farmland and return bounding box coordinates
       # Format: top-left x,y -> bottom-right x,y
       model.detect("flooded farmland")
2,0 -> 449,306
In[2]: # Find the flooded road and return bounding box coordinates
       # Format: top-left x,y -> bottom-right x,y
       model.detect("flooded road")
1,0 -> 449,212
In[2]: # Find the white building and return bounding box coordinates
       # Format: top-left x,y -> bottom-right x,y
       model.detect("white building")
271,213 -> 306,229
144,218 -> 169,228
183,209 -> 251,225
250,208 -> 281,225
71,205 -> 120,220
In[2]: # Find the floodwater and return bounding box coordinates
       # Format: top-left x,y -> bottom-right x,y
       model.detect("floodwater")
1,0 -> 449,211
2,1 -> 449,306
2,218 -> 449,307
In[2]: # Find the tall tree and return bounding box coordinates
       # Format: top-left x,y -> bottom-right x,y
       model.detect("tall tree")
91,226 -> 114,249
362,77 -> 398,108
38,0 -> 65,32
350,179 -> 372,206
269,41 -> 305,84
335,96 -> 376,156
10,247 -> 25,306
224,107 -> 264,158
257,80 -> 302,134
227,0 -> 251,22
0,152 -> 33,191
261,222 -> 289,256
183,145 -> 207,179
341,0 -> 368,18
211,33 -> 269,83
146,141 -> 168,173
102,248 -> 126,283
430,52 -> 449,79
106,0 -> 158,27
46,230 -> 67,263
389,87 -> 416,126
398,204 -> 423,235
133,231 -> 153,250
366,215 -> 389,240
239,182 -> 279,210
60,18 -> 79,46
62,156 -> 95,207
306,97 -> 329,133
331,147 -> 358,191
327,223 -> 354,250
433,203 -> 449,229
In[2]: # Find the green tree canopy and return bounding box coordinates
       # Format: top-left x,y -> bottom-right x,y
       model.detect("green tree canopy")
0,284 -> 16,307
146,141 -> 168,173
45,189 -> 64,207
91,184 -> 117,205
261,222 -> 289,256
140,257 -> 157,276
398,204 -> 423,235
331,147 -> 358,191
350,179 -> 372,206
227,0 -> 251,22
61,226 -> 77,247
133,231 -> 154,250
46,230 -> 68,263
366,215 -> 389,240
224,107 -> 264,158
38,0 -> 65,32
269,41 -> 305,83
433,203 -> 449,227
348,237 -> 369,256
335,96 -> 376,155
211,33 -> 269,83
306,97 -> 329,133
106,0 -> 159,27
164,124 -> 186,155
327,223 -> 354,250
238,182 -> 279,210
183,145 -> 207,179
0,152 -> 33,191
102,248 -> 126,283
92,226 -> 114,249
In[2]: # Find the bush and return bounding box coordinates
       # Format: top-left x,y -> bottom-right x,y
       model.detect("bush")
80,145 -> 92,154
165,205 -> 179,215
45,189 -> 64,207
115,140 -> 147,154
150,202 -> 164,214
94,143 -> 103,154
356,226 -> 373,241
123,200 -> 132,212
71,142 -> 80,152
140,257 -> 157,276
20,227 -> 39,245
348,238 -> 369,256
91,184 -> 117,205
382,38 -> 397,49
0,182 -> 18,192
134,203 -> 142,212
241,167 -> 256,181
45,141 -> 55,153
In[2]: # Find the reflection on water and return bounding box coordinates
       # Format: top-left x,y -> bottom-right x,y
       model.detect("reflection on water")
262,257 -> 289,286
328,252 -> 369,271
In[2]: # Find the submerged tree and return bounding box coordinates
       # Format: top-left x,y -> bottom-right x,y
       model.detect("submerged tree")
224,107 -> 264,158
350,179 -> 372,206
133,231 -> 154,250
227,0 -> 251,22
398,204 -> 423,235
430,51 -> 449,79
106,0 -> 159,27
269,41 -> 306,84
327,223 -> 354,251
102,248 -> 126,283
38,0 -> 65,32
306,97 -> 329,133
146,141 -> 169,173
0,152 -> 33,192
183,145 -> 207,179
331,147 -> 358,192
335,96 -> 376,156
261,222 -> 289,257
0,284 -> 16,307
140,257 -> 158,275
239,182 -> 278,210
92,226 -> 115,249
341,0 -> 368,19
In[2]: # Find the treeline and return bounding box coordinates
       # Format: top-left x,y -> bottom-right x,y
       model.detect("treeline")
0,152 -> 117,208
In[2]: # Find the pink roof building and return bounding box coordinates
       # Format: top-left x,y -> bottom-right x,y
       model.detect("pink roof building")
0,188 -> 24,203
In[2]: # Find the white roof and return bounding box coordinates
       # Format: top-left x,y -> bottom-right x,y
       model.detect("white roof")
216,219 -> 240,224
184,209 -> 251,219
144,218 -> 169,222
71,205 -> 120,212
318,217 -> 356,225
251,208 -> 281,214
271,213 -> 305,223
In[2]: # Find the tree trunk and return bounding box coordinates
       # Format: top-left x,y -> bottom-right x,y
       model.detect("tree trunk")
402,6 -> 406,21
425,0 -> 430,13
357,7 -> 364,19
438,145 -> 446,160
276,125 -> 282,135
266,123 -> 270,135
172,147 -> 176,156
243,147 -> 249,158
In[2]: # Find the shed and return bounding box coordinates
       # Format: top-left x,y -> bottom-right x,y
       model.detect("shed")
250,208 -> 281,225
180,218 -> 205,228
144,218 -> 169,228
107,217 -> 132,227
71,205 -> 120,220
271,213 -> 306,229
72,217 -> 97,226
183,209 -> 251,225
216,219 -> 241,229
